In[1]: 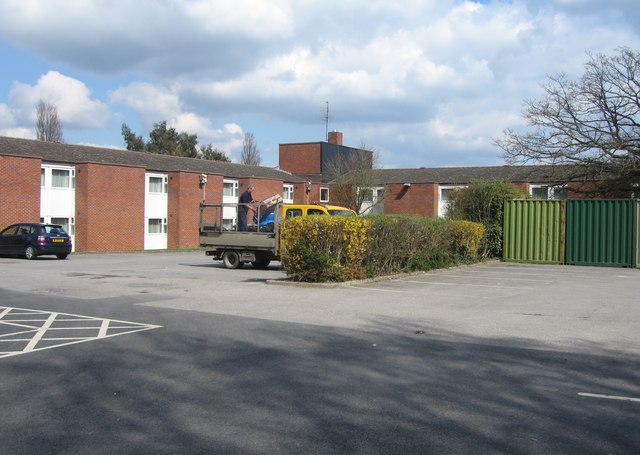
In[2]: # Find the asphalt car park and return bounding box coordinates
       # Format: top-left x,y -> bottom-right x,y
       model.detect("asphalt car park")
1,252 -> 639,454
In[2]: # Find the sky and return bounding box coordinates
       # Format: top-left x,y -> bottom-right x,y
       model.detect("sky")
0,0 -> 639,169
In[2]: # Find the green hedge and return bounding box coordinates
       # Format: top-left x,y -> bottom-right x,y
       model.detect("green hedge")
280,215 -> 484,282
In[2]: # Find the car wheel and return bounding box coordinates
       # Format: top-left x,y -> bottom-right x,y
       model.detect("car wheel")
222,250 -> 243,269
25,245 -> 38,260
56,254 -> 69,259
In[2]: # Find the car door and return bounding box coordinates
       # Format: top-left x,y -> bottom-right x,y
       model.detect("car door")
0,225 -> 20,255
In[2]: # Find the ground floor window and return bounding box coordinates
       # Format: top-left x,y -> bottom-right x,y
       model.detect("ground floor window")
148,218 -> 167,234
530,184 -> 568,200
283,184 -> 294,203
320,187 -> 329,203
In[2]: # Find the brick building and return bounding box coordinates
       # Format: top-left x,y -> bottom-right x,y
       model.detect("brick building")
0,136 -> 306,252
0,133 -> 609,254
278,132 -> 582,217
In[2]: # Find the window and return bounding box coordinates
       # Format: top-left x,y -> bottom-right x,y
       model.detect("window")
320,187 -> 329,203
308,209 -> 325,216
286,209 -> 302,218
438,185 -> 466,217
360,188 -> 374,203
223,180 -> 239,198
52,169 -> 71,188
149,177 -> 165,193
148,218 -> 167,234
41,168 -> 45,187
530,184 -> 568,200
283,184 -> 294,203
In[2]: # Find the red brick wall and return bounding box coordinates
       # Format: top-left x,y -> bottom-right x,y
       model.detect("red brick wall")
279,143 -> 321,174
239,178 -> 284,203
75,163 -> 145,252
0,155 -> 41,228
167,172 -> 224,249
384,183 -> 439,216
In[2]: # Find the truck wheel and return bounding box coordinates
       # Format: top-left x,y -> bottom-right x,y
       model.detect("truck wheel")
222,250 -> 243,269
251,258 -> 271,269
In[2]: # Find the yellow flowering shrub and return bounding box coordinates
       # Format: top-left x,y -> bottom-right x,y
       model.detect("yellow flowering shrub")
280,216 -> 372,282
280,215 -> 485,282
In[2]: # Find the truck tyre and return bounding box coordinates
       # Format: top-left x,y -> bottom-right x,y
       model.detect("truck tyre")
251,258 -> 271,269
222,250 -> 243,269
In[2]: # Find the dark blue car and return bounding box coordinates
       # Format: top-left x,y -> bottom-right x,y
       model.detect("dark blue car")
0,223 -> 72,259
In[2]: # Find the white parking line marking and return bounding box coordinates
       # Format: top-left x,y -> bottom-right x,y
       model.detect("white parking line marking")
24,311 -> 57,352
578,392 -> 640,403
0,306 -> 162,359
399,280 -> 532,289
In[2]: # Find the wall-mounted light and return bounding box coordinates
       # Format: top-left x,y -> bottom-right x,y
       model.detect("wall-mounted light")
199,174 -> 208,185
403,183 -> 411,188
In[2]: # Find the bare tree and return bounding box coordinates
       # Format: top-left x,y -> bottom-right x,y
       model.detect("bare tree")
36,100 -> 64,142
325,141 -> 379,214
495,47 -> 640,194
240,132 -> 262,166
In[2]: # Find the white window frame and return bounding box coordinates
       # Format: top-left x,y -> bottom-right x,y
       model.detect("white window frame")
320,187 -> 329,203
148,175 -> 167,194
223,179 -> 239,198
283,184 -> 294,203
529,184 -> 568,200
438,185 -> 466,217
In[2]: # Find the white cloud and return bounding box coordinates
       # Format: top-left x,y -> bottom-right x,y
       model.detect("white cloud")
8,71 -> 110,129
1,0 -> 640,166
110,82 -> 244,154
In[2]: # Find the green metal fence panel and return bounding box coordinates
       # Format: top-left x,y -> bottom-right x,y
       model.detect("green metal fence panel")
565,199 -> 636,267
635,200 -> 640,268
503,200 -> 565,264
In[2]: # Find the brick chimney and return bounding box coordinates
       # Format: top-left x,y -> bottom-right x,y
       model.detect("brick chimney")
328,130 -> 343,145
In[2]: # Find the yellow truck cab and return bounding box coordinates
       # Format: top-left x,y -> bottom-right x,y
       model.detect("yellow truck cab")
282,204 -> 356,219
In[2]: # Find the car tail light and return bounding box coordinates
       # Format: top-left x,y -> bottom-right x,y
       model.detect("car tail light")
37,235 -> 46,244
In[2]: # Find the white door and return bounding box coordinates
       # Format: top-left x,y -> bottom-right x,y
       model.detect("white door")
40,165 -> 76,251
144,173 -> 168,249
359,187 -> 384,215
223,179 -> 239,230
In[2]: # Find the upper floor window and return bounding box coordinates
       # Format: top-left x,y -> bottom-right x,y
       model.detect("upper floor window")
223,180 -> 239,198
42,165 -> 75,189
148,176 -> 167,193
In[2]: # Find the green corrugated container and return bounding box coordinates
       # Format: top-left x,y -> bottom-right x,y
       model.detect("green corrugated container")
565,199 -> 636,267
503,200 -> 566,264
636,200 -> 640,268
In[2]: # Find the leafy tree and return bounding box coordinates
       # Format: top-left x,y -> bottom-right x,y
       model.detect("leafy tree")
36,100 -> 63,142
495,47 -> 640,194
240,132 -> 261,165
446,181 -> 528,258
121,124 -> 145,151
147,121 -> 198,158
200,144 -> 230,162
121,121 -> 230,161
325,142 -> 378,214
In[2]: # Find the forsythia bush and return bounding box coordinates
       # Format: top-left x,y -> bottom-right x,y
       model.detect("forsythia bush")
280,216 -> 372,282
280,215 -> 485,282
449,220 -> 485,259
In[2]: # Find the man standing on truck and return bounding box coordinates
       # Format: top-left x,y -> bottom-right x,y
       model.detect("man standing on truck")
238,184 -> 257,231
